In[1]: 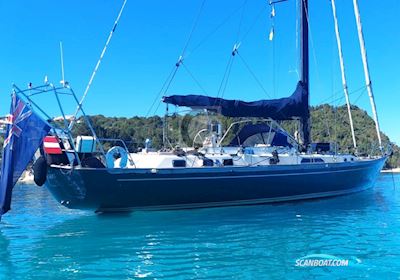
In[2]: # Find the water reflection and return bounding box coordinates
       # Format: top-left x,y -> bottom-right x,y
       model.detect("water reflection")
0,230 -> 13,278
25,186 -> 392,279
1,175 -> 399,279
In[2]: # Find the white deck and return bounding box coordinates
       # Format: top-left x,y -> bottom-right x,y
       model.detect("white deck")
118,146 -> 358,169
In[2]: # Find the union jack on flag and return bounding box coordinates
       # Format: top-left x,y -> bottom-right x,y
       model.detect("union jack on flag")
0,93 -> 51,218
3,94 -> 32,148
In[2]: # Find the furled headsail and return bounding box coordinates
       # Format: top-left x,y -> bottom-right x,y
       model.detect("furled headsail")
163,81 -> 309,121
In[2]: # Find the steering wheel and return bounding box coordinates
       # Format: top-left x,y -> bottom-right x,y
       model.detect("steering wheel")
192,129 -> 208,147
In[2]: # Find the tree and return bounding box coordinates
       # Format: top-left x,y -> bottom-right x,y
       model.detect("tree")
2,104 -> 398,168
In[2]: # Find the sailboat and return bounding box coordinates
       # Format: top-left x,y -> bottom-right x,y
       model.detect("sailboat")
4,0 -> 388,213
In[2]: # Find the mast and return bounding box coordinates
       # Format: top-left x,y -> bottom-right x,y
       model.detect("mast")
353,0 -> 383,151
331,0 -> 357,151
300,0 -> 310,146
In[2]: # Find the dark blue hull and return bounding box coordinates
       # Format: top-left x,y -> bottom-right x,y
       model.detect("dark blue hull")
45,157 -> 386,212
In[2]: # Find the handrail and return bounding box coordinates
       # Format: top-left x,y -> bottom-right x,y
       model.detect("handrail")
12,82 -> 107,167
98,138 -> 135,167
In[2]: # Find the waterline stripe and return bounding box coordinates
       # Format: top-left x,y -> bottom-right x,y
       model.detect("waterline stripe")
96,185 -> 371,212
117,166 -> 370,182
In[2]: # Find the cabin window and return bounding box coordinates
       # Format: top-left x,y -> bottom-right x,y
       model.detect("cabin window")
202,159 -> 214,167
172,160 -> 186,167
301,158 -> 324,164
223,159 -> 234,166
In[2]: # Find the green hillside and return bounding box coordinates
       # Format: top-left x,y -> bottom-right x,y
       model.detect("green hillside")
72,104 -> 398,168
1,104 -> 399,168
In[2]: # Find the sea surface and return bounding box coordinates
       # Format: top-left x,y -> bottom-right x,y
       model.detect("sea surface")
1,174 -> 400,279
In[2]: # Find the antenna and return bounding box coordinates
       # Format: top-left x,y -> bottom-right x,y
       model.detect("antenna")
59,41 -> 66,86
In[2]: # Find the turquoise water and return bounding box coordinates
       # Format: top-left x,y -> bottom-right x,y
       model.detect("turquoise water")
1,174 -> 400,279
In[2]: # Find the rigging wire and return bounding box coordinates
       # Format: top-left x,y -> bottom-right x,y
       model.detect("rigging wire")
151,65 -> 180,116
237,53 -> 271,98
295,0 -> 299,72
181,0 -> 207,58
216,55 -> 235,101
69,0 -> 128,130
213,1 -> 254,107
146,0 -> 206,117
236,0 -> 248,42
288,0 -> 300,80
269,2 -> 277,97
323,106 -> 331,139
331,19 -> 338,155
273,22 -> 277,97
319,88 -> 366,145
320,88 -> 367,154
220,59 -> 235,100
333,74 -> 338,154
217,0 -> 250,101
353,0 -> 383,151
182,62 -> 209,96
317,84 -> 366,105
331,0 -> 357,150
188,1 -> 248,57
154,1 -> 266,115
222,0 -> 265,101
352,87 -> 367,105
301,0 -> 322,94
240,4 -> 268,43
145,65 -> 178,117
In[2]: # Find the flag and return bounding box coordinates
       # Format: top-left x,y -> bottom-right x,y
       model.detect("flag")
269,27 -> 275,41
43,136 -> 63,154
0,93 -> 51,218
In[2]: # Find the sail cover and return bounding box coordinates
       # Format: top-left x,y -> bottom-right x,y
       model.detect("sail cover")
163,82 -> 309,120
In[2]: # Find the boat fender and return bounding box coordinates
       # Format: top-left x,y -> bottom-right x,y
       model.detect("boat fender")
33,156 -> 48,186
106,146 -> 128,168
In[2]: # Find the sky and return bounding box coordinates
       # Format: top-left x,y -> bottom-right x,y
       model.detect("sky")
0,0 -> 399,143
